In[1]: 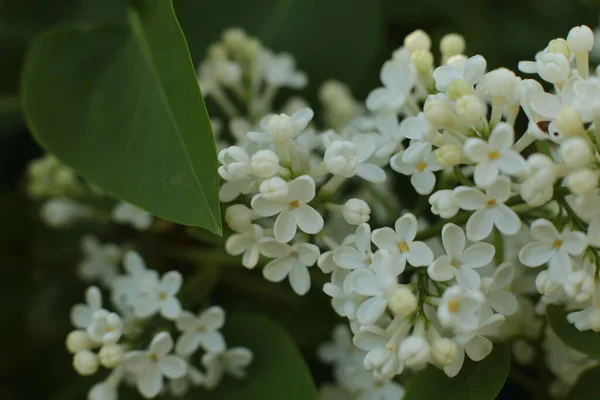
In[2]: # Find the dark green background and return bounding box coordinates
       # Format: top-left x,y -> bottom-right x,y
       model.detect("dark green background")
1,0 -> 600,398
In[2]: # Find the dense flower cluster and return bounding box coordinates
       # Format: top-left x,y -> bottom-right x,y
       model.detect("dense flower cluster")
66,250 -> 252,399
200,26 -> 600,396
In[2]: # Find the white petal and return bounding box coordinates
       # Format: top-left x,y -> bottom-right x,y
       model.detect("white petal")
357,296 -> 388,325
395,214 -> 418,242
296,243 -> 320,265
372,227 -> 399,250
291,108 -> 314,135
263,258 -> 293,282
259,239 -> 290,258
159,355 -> 187,379
433,66 -> 462,90
160,297 -> 182,320
274,210 -> 297,243
488,123 -> 514,151
461,242 -> 495,270
519,242 -> 553,267
366,88 -> 392,111
406,242 -> 433,266
453,187 -> 487,210
334,247 -> 367,270
491,205 -> 521,235
463,139 -> 490,163
355,223 -> 372,254
288,175 -> 316,203
465,337 -> 492,361
474,162 -> 499,188
355,163 -> 386,183
225,233 -> 253,255
137,365 -> 163,398
289,264 -> 311,295
456,268 -> 481,290
150,331 -> 174,356
442,223 -> 466,259
200,331 -> 226,353
531,93 -> 562,119
427,257 -> 455,281
464,55 -> 486,85
444,347 -> 465,378
561,231 -> 587,255
488,263 -> 514,291
488,291 -> 518,315
71,305 -> 93,329
199,306 -> 225,329
161,271 -> 182,295
251,195 -> 282,217
412,171 -> 436,194
485,176 -> 511,202
498,151 -> 526,176
175,311 -> 196,331
242,246 -> 260,268
175,332 -> 201,356
125,351 -> 150,372
133,295 -> 159,318
296,205 -> 324,234
548,251 -> 571,283
347,270 -> 380,296
466,209 -> 494,241
529,218 -> 559,241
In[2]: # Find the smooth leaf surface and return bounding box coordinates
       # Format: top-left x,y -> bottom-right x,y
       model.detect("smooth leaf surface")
200,312 -> 318,400
547,305 -> 600,360
567,366 -> 600,399
404,343 -> 510,400
22,0 -> 221,233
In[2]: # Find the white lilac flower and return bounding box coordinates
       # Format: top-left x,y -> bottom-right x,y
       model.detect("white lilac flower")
371,213 -> 434,274
132,271 -> 183,320
251,175 -> 324,243
366,60 -> 416,112
400,112 -> 437,163
333,223 -> 373,270
40,198 -> 92,227
373,114 -> 405,160
87,310 -> 123,344
463,123 -> 526,187
78,236 -> 122,287
437,285 -> 484,333
218,146 -> 252,181
390,149 -> 442,195
453,176 -> 521,241
567,281 -> 600,332
428,223 -> 495,289
519,219 -> 587,283
168,362 -> 206,397
247,108 -> 313,146
323,268 -> 360,319
259,50 -> 307,89
175,306 -> 226,356
125,332 -> 187,399
429,189 -> 459,218
202,347 -> 253,390
225,224 -> 263,269
444,314 -> 505,377
112,202 -> 153,231
71,286 -> 103,329
344,250 -> 398,325
260,240 -> 320,295
433,54 -> 486,91
322,133 -> 386,183
480,263 -> 518,316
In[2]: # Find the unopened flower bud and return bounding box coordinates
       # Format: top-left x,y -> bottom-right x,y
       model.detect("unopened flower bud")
225,204 -> 255,232
399,335 -> 431,368
242,38 -> 261,60
259,176 -> 288,202
388,286 -> 417,317
342,199 -> 371,225
207,43 -> 227,61
435,145 -> 462,167
560,137 -> 592,167
565,271 -> 595,303
567,25 -> 594,53
535,270 -> 560,295
251,150 -> 280,178
324,141 -> 357,176
440,34 -> 465,58
536,52 -> 570,84
431,338 -> 457,366
521,182 -> 553,207
429,189 -> 459,218
99,344 -> 124,369
41,198 -> 91,227
222,27 -> 247,51
404,30 -> 431,52
424,94 -> 453,127
447,79 -> 475,101
454,95 -> 485,124
66,330 -> 94,354
481,68 -> 517,98
265,114 -> 294,145
73,350 -> 99,376
547,38 -> 570,59
411,50 -> 434,73
565,168 -> 599,195
555,107 -> 585,138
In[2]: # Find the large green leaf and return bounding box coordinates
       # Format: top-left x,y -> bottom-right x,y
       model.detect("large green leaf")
567,366 -> 600,399
404,343 -> 510,400
547,305 -> 600,360
21,0 -> 221,233
201,312 -> 318,399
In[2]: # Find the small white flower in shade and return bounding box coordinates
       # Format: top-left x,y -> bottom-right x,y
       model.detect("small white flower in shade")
344,250 -> 398,325
388,286 -> 418,317
73,350 -> 99,376
428,223 -> 495,289
260,240 -> 320,295
40,198 -> 92,227
453,176 -> 521,241
132,271 -> 183,320
259,50 -> 307,88
317,324 -> 356,366
87,310 -> 123,344
175,306 -> 226,356
372,213 -> 434,273
247,108 -> 313,146
125,332 -> 187,399
258,176 -> 288,202
225,224 -> 263,269
323,268 -> 360,319
342,199 -> 371,225
202,347 -> 253,390
251,175 -> 324,243
568,306 -> 600,332
433,54 -> 486,91
168,363 -> 206,397
480,263 -> 518,316
364,345 -> 402,380
437,285 -> 484,333
373,114 -> 405,160
333,223 -> 373,270
564,268 -> 595,303
444,314 -> 505,377
463,123 -> 526,187
88,368 -> 121,400
71,286 -> 103,329
250,149 -> 280,178
429,190 -> 459,218
366,60 -> 416,112
218,146 -> 252,181
66,330 -> 94,353
112,202 -> 153,231
400,113 -> 437,163
224,204 -> 257,232
99,343 -> 125,368
399,335 -> 431,368
78,236 -> 121,287
519,51 -> 571,84
390,149 -> 442,195
431,337 -> 457,367
519,218 -> 587,283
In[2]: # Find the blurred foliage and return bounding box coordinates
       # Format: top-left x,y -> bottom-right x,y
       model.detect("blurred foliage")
2,0 -> 600,398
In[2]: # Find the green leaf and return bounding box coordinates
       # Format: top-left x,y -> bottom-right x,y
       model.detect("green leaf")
567,366 -> 600,399
21,0 -> 221,234
404,343 -> 510,400
201,312 -> 318,400
547,305 -> 600,360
